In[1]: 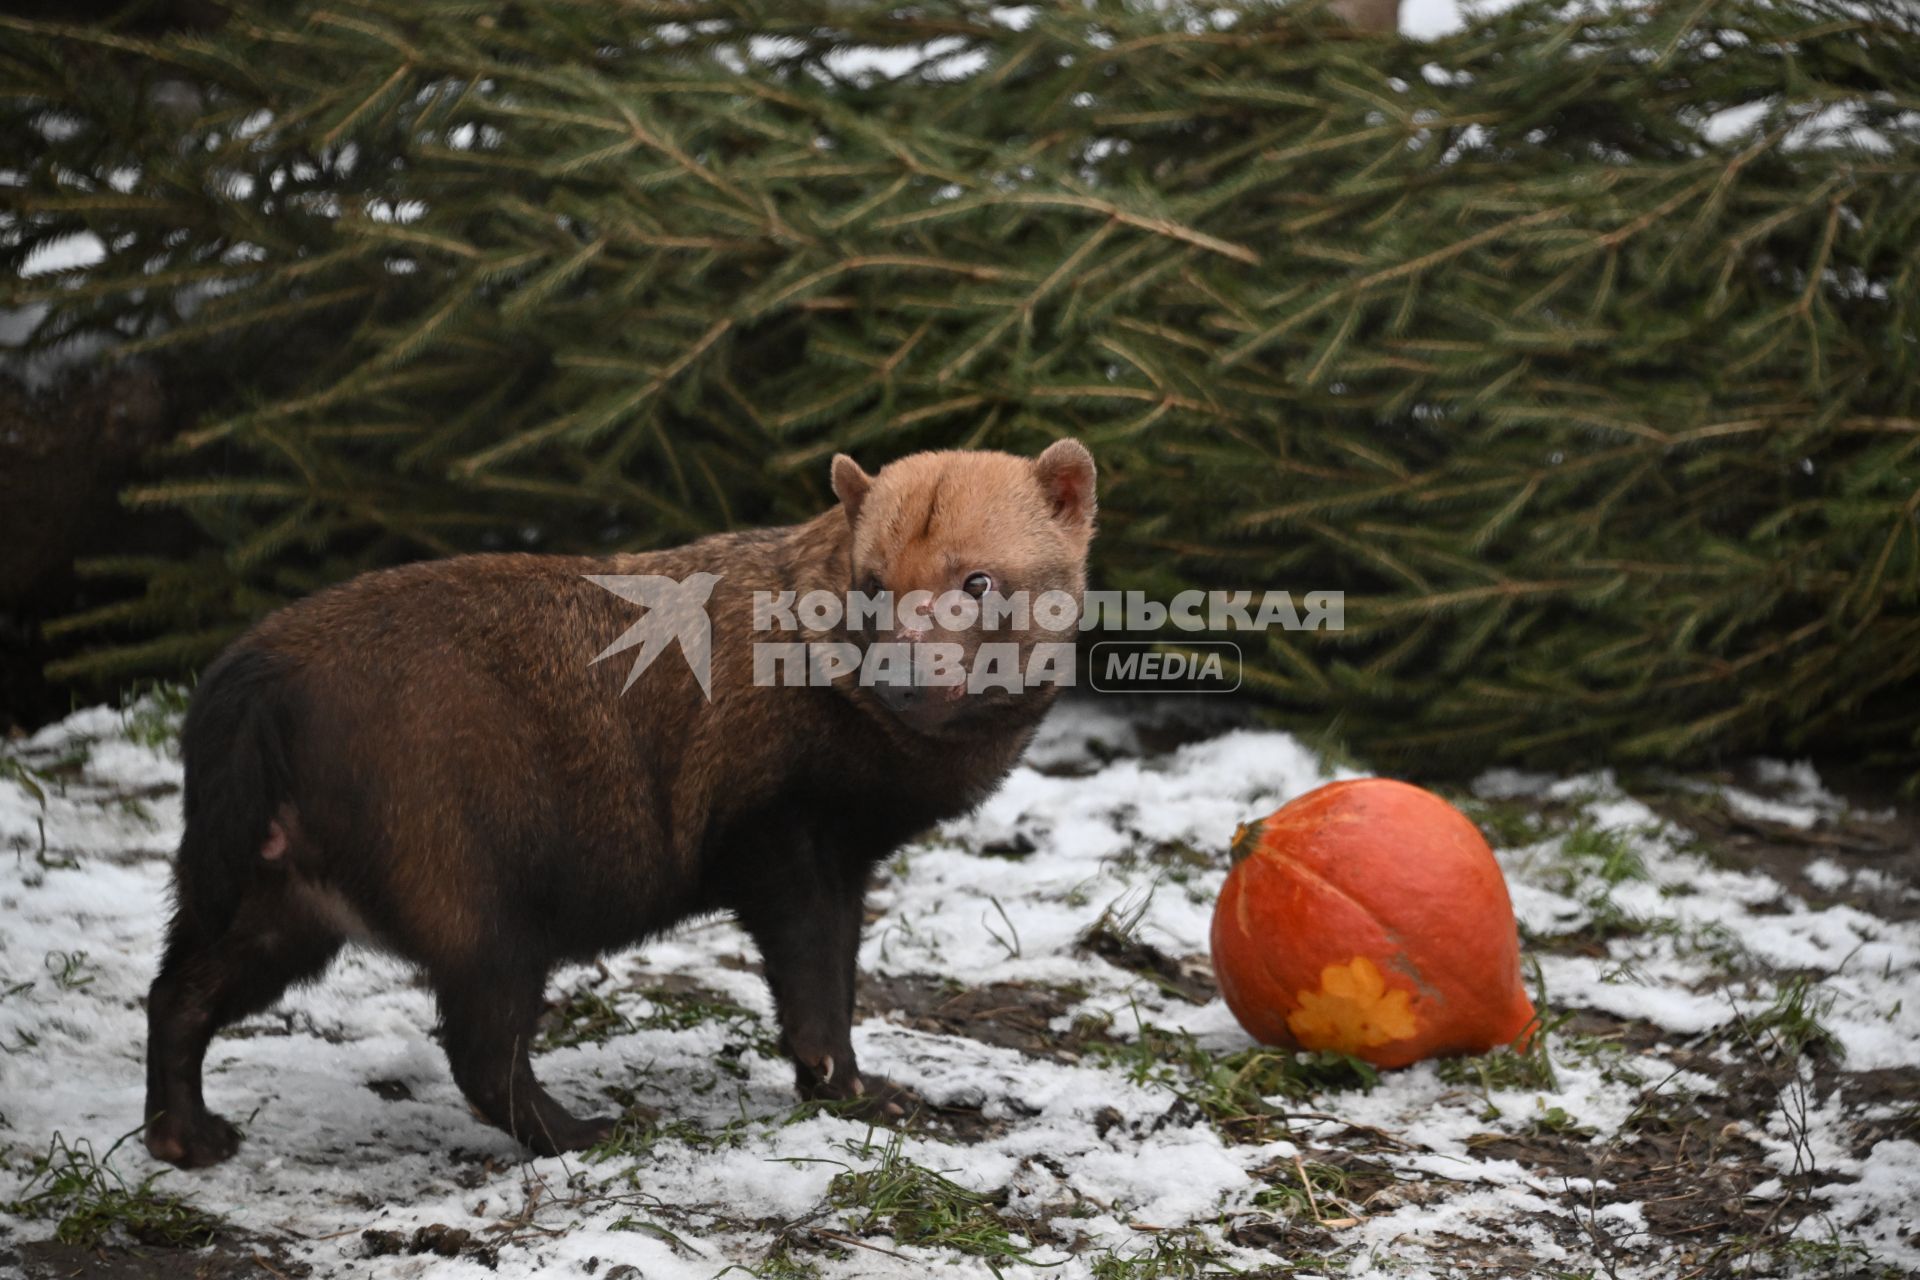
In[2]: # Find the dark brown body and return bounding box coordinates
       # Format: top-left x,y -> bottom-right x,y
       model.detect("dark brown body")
143,443 -> 1096,1166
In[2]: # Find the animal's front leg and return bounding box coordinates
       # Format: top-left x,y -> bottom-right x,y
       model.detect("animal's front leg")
734,852 -> 912,1119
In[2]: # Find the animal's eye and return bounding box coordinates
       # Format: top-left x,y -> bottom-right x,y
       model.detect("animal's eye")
963,572 -> 993,598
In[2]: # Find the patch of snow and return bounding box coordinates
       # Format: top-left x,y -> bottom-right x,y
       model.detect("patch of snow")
19,232 -> 106,278
1402,0 -> 1527,41
1803,857 -> 1850,892
1722,788 -> 1825,830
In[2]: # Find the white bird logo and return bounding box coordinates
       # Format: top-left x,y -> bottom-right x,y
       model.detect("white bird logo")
585,573 -> 722,699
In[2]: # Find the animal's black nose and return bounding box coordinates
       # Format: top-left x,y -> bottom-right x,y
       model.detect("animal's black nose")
872,680 -> 919,713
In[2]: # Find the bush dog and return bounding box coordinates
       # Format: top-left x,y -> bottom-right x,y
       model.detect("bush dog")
143,441 -> 1096,1167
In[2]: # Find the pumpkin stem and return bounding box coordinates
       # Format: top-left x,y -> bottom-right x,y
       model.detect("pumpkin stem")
1229,819 -> 1263,865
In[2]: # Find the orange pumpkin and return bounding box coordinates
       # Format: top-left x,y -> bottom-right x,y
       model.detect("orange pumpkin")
1210,778 -> 1536,1068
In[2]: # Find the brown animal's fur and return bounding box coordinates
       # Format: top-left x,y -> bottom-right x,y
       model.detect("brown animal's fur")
143,442 -> 1095,1166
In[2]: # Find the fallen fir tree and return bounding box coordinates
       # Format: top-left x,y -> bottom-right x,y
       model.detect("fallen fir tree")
3,0 -> 1917,781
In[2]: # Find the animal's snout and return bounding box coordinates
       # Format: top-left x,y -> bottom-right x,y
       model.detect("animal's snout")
872,679 -> 920,714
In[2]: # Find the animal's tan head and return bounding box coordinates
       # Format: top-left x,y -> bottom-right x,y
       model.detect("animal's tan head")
829,441 -> 1096,735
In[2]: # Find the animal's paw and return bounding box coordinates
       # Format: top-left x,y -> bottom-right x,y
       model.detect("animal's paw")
527,1112 -> 619,1156
145,1109 -> 241,1169
566,1114 -> 620,1151
848,1074 -> 924,1123
799,1069 -> 924,1124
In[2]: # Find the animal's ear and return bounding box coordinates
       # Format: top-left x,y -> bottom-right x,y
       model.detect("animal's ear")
1033,439 -> 1097,534
830,454 -> 873,526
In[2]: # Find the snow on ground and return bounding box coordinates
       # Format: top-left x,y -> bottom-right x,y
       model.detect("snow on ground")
1,694 -> 1916,1278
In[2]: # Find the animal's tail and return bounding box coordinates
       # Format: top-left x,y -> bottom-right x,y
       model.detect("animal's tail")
170,647 -> 297,942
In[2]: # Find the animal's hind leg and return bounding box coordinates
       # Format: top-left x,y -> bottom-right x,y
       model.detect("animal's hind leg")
433,957 -> 614,1157
144,886 -> 343,1168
